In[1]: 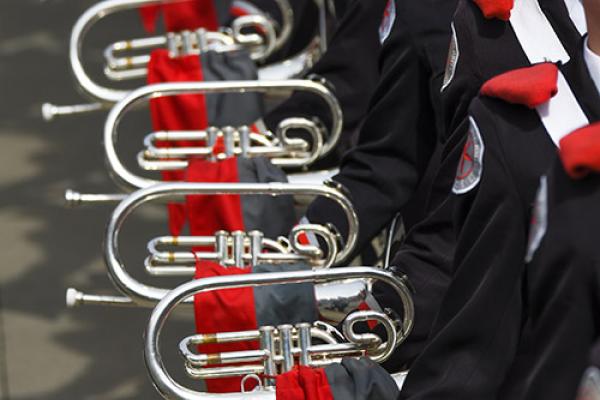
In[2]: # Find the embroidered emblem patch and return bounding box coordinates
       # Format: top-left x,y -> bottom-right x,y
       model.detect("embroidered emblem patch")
525,176 -> 548,262
379,0 -> 396,44
441,23 -> 460,92
453,117 -> 484,194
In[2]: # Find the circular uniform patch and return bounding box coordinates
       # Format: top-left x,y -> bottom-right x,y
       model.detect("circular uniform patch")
441,23 -> 459,92
379,0 -> 396,44
525,175 -> 548,263
453,117 -> 484,195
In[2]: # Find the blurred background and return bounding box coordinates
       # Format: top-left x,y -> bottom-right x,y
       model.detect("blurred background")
0,1 -> 197,398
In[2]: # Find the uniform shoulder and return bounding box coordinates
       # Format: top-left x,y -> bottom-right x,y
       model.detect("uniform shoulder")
559,122 -> 600,179
479,63 -> 559,109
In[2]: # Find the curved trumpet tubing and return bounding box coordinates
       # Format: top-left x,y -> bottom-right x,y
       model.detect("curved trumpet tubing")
178,312 -> 396,380
104,16 -> 277,82
138,118 -> 323,171
145,225 -> 338,277
70,0 -> 290,103
144,267 -> 414,399
99,181 -> 357,306
105,81 -> 342,191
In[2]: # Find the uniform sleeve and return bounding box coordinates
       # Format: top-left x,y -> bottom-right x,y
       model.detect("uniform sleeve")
306,3 -> 439,259
439,1 -> 480,141
263,0 -> 386,168
400,103 -> 526,399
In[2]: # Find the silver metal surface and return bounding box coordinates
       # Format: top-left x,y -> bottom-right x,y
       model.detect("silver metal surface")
143,267 -> 413,399
144,225 -> 336,274
138,118 -> 323,171
40,0 -> 321,119
102,81 -> 342,191
68,181 -> 357,308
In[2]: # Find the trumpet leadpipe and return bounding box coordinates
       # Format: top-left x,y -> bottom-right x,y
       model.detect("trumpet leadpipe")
65,288 -> 135,308
64,189 -> 127,207
41,102 -> 104,121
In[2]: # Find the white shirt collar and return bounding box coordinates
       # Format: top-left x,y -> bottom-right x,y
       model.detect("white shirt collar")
584,37 -> 600,96
564,0 -> 587,35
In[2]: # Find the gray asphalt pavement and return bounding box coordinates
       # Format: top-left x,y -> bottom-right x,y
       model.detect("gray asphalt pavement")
0,1 -> 199,398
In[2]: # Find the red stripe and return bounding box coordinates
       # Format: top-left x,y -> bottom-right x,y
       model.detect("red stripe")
147,49 -> 209,236
139,1 -> 220,33
276,366 -> 335,400
185,157 -> 245,238
194,262 -> 258,393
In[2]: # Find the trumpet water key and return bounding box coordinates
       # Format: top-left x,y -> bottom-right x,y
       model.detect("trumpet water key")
143,267 -> 414,399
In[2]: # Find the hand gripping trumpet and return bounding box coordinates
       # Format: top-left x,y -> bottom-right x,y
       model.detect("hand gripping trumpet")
42,0 -> 319,121
62,78 -> 342,205
144,267 -> 413,398
66,179 -> 359,309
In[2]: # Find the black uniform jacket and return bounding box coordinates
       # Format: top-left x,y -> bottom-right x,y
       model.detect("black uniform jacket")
500,156 -> 600,400
442,0 -> 585,140
400,46 -> 600,399
378,0 -> 584,370
251,0 -> 320,63
305,0 -> 459,260
264,0 -> 387,168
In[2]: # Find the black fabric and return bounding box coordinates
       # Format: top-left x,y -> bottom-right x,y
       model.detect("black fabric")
215,0 -> 234,25
307,0 -> 458,260
252,0 -> 319,63
493,159 -> 600,400
440,0 -> 583,142
252,263 -> 317,327
237,157 -> 295,238
400,47 -> 600,399
324,357 -> 401,400
200,49 -> 264,126
264,0 -> 387,169
380,0 -> 585,377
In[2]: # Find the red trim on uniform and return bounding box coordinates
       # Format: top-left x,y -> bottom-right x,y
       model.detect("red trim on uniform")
473,0 -> 514,20
147,49 -> 209,235
139,0 -> 219,33
276,366 -> 335,400
559,122 -> 600,179
194,262 -> 258,393
480,63 -> 559,108
185,158 -> 246,238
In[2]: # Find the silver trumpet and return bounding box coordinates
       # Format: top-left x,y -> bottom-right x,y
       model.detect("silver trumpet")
66,180 -> 359,308
138,121 -> 323,171
144,226 -> 339,276
102,81 -> 341,185
144,267 -> 413,398
62,79 -> 341,203
42,0 -> 320,121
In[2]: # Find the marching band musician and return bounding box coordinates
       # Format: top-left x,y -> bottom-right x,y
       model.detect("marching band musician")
304,0 -> 459,260
398,1 -> 599,399
270,0 -> 600,399
381,0 -> 586,372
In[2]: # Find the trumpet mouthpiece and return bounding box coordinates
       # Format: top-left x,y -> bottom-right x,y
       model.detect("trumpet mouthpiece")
41,103 -> 57,122
64,189 -> 81,208
66,288 -> 83,308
